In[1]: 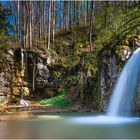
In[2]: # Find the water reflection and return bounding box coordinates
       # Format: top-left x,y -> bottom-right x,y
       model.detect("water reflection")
0,113 -> 140,139
36,115 -> 63,120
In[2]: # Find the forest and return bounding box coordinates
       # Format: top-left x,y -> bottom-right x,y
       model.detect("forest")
0,1 -> 140,113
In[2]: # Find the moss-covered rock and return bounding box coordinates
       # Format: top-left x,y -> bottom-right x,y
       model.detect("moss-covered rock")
98,35 -> 140,111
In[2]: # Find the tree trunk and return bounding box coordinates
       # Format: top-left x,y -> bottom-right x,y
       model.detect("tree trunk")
84,1 -> 87,26
89,1 -> 95,51
52,1 -> 55,42
31,1 -> 34,48
69,1 -> 72,29
43,1 -> 46,48
23,2 -> 26,49
86,1 -> 89,23
59,1 -> 63,30
72,2 -> 76,48
29,1 -> 32,49
55,1 -> 58,32
47,1 -> 51,49
17,0 -> 20,43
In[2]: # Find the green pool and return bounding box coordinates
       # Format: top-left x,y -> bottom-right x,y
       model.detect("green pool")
0,112 -> 140,139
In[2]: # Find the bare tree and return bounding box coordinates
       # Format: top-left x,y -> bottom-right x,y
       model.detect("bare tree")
89,1 -> 95,51
47,1 -> 51,49
69,1 -> 72,29
52,1 -> 55,42
84,1 -> 87,26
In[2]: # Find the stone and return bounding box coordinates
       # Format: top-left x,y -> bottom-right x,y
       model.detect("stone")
0,66 -> 11,102
8,49 -> 14,56
99,53 -> 120,111
23,87 -> 30,96
122,48 -> 131,61
36,62 -> 50,88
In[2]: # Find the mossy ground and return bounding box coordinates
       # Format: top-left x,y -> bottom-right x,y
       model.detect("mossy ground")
40,89 -> 77,108
40,94 -> 70,108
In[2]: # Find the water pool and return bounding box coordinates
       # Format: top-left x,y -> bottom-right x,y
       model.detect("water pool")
0,112 -> 140,139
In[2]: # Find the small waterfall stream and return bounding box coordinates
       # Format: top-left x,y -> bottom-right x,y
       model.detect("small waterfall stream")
20,48 -> 24,100
107,48 -> 140,116
20,48 -> 29,107
21,49 -> 24,76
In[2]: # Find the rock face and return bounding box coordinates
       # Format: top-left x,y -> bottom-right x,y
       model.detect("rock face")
98,36 -> 140,112
11,49 -> 30,98
99,51 -> 118,111
0,49 -> 13,103
11,49 -> 50,99
0,69 -> 11,102
34,60 -> 51,98
36,61 -> 50,88
0,36 -> 140,113
4,48 -> 56,102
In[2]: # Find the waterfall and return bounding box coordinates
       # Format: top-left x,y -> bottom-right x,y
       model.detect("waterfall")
21,48 -> 24,78
21,48 -> 24,100
70,49 -> 140,125
20,48 -> 29,107
107,48 -> 140,116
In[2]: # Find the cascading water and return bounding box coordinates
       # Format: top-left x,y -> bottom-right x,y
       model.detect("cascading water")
21,48 -> 24,76
21,48 -> 24,100
20,48 -> 29,107
71,48 -> 140,125
107,48 -> 140,116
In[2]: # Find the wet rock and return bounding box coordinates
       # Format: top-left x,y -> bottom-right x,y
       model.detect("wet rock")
0,49 -> 13,103
36,62 -> 50,88
99,52 -> 118,111
33,87 -> 58,99
11,48 -> 30,97
99,37 -> 140,112
122,48 -> 131,61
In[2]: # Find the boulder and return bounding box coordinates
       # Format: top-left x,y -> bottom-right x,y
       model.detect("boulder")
36,61 -> 50,88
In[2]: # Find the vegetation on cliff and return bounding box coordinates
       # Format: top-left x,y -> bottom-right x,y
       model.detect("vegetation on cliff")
0,1 -> 140,111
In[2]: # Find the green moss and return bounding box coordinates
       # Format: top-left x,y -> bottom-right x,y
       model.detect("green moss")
0,101 -> 4,106
65,75 -> 80,87
40,88 -> 77,108
11,97 -> 19,104
40,93 -> 70,108
52,71 -> 62,79
0,54 -> 8,71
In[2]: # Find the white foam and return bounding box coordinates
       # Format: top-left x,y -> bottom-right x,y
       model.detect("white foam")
70,115 -> 138,125
107,48 -> 140,116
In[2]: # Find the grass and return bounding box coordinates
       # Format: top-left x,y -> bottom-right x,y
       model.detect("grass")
40,93 -> 70,108
0,102 -> 3,106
